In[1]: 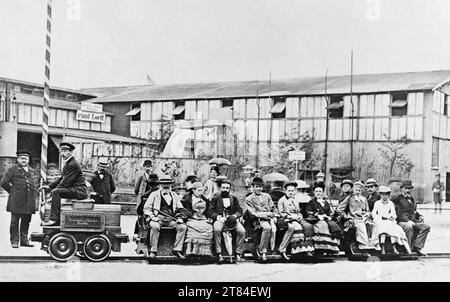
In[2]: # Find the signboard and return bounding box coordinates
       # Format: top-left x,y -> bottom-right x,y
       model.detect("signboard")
61,212 -> 105,232
289,150 -> 306,161
81,102 -> 103,113
76,110 -> 106,123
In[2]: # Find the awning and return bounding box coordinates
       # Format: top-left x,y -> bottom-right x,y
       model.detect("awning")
326,102 -> 344,110
389,100 -> 408,108
270,102 -> 286,114
49,135 -> 63,150
125,107 -> 141,116
172,105 -> 185,115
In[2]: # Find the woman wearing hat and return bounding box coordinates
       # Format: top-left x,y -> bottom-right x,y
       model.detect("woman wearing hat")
336,181 -> 380,251
305,183 -> 340,254
277,182 -> 315,259
1,150 -> 37,248
181,182 -> 214,257
372,186 -> 411,255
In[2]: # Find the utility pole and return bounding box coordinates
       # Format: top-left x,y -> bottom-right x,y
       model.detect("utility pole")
350,50 -> 354,175
255,80 -> 260,169
324,69 -> 329,179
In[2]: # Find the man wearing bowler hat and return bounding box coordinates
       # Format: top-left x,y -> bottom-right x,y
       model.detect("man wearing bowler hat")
41,142 -> 88,226
1,150 -> 37,248
90,159 -> 116,204
210,179 -> 245,262
392,180 -> 430,256
143,177 -> 188,259
366,178 -> 380,211
245,177 -> 278,261
135,159 -> 154,209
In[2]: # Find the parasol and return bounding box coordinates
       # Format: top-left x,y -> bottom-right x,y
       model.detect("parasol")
209,157 -> 232,166
263,173 -> 289,183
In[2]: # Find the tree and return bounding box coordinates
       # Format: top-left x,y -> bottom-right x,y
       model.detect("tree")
378,135 -> 414,179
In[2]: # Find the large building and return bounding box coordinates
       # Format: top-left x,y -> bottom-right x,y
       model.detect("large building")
84,70 -> 450,202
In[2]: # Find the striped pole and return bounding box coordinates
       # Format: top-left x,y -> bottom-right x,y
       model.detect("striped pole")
41,0 -> 52,182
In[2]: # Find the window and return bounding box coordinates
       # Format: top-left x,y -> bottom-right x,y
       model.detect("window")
328,95 -> 344,118
390,92 -> 408,116
126,103 -> 141,121
330,168 -> 353,183
172,101 -> 185,120
270,97 -> 286,119
432,137 -> 439,167
222,99 -> 233,108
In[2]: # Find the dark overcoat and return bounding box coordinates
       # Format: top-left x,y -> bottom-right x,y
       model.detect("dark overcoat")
1,165 -> 37,214
209,194 -> 243,220
392,194 -> 422,223
91,171 -> 116,204
48,156 -> 87,196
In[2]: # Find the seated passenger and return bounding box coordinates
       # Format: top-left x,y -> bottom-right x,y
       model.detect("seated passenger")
41,143 -> 88,226
305,184 -> 340,254
245,177 -> 278,262
336,181 -> 380,251
210,179 -> 245,262
294,180 -> 311,204
372,186 -> 411,255
181,182 -> 214,257
277,182 -> 315,260
143,177 -> 188,259
392,180 -> 430,257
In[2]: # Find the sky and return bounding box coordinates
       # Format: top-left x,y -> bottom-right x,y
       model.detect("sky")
1,0 -> 450,89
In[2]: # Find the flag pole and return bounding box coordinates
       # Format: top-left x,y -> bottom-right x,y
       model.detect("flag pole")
41,0 -> 52,183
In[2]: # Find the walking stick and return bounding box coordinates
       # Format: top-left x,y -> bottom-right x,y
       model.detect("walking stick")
150,208 -> 203,232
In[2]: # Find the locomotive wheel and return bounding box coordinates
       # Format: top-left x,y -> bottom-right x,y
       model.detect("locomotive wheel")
48,233 -> 78,262
83,235 -> 111,262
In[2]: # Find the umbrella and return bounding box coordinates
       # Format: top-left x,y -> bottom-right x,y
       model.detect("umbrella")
263,173 -> 289,183
209,157 -> 232,166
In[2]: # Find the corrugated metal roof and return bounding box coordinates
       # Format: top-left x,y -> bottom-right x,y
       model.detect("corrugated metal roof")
86,70 -> 450,104
17,124 -> 156,145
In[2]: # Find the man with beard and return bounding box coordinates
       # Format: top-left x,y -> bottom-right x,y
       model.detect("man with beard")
365,178 -> 380,211
245,177 -> 278,262
90,159 -> 116,204
392,180 -> 430,256
210,179 -> 245,262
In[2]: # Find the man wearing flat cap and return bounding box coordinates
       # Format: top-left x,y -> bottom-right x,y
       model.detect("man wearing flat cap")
41,142 -> 88,226
366,178 -> 380,212
1,150 -> 37,248
143,177 -> 188,259
392,180 -> 430,256
210,179 -> 245,262
90,159 -> 116,204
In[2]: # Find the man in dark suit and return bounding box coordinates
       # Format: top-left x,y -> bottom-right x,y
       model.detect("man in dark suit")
210,179 -> 245,262
365,178 -> 380,211
392,180 -> 430,256
1,150 -> 37,248
90,159 -> 116,204
41,143 -> 88,226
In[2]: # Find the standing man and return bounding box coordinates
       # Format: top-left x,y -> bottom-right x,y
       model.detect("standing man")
245,177 -> 278,261
432,173 -> 445,214
135,159 -> 153,208
90,159 -> 116,204
1,150 -> 37,248
392,180 -> 430,256
210,179 -> 245,262
143,177 -> 188,259
366,178 -> 380,211
41,143 -> 88,226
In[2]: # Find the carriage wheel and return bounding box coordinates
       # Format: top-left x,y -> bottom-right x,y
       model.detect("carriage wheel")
48,233 -> 78,262
83,235 -> 111,262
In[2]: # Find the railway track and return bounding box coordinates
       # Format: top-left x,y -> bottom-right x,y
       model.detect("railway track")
1,253 -> 450,263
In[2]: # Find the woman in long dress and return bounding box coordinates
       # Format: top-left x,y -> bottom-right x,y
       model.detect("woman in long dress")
372,185 -> 411,254
305,184 -> 340,254
181,182 -> 214,256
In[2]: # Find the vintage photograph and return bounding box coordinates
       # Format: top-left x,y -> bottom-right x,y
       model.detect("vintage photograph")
0,0 -> 449,284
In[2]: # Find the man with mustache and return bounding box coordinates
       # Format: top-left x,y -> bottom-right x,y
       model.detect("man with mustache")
392,180 -> 430,256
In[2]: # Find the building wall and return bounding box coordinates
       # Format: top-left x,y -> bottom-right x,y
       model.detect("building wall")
103,103 -> 131,137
